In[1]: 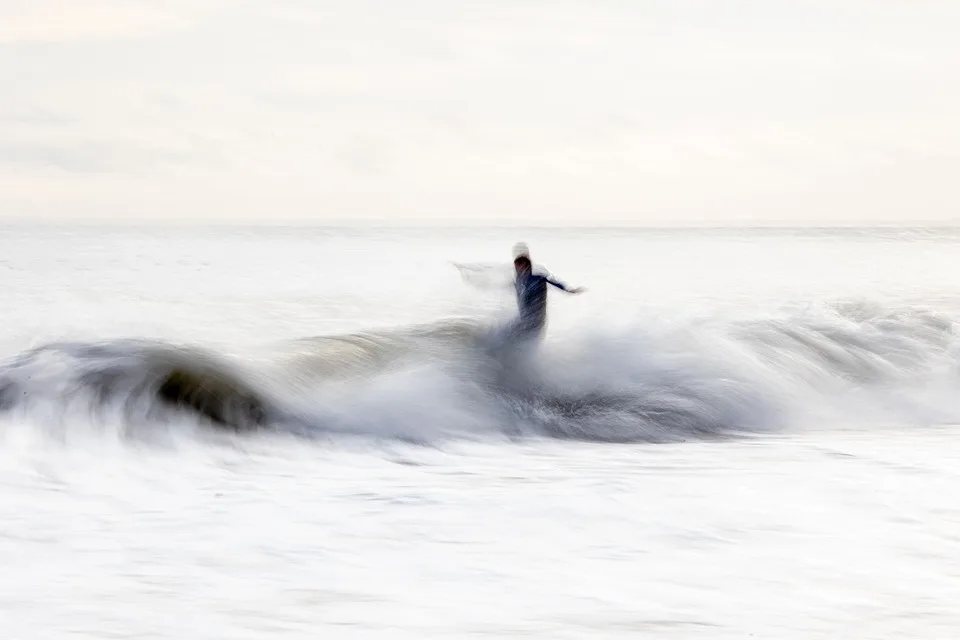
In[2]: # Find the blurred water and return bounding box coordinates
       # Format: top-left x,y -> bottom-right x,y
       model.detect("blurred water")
2,225 -> 960,638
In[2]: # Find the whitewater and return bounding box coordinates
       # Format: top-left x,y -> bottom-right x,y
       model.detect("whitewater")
3,225 -> 960,638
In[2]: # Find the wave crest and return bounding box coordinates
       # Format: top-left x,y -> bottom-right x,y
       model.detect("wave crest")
1,301 -> 958,444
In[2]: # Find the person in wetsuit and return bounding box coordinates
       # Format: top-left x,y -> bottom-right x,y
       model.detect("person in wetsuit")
509,242 -> 585,341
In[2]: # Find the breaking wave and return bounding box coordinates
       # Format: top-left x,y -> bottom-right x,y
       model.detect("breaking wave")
1,301 -> 959,445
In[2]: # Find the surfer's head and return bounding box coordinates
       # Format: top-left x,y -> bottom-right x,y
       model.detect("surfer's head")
512,242 -> 531,275
514,255 -> 531,275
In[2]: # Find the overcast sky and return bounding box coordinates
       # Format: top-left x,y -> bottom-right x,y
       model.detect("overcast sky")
1,0 -> 959,225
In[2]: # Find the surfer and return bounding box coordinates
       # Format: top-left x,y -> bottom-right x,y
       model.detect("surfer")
508,242 -> 585,342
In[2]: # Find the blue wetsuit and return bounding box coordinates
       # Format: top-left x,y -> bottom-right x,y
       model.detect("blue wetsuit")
512,268 -> 573,340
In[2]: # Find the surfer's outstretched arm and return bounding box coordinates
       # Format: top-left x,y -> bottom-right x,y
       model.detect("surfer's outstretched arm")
545,276 -> 586,294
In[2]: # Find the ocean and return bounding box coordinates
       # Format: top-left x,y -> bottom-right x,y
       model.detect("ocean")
2,225 -> 960,638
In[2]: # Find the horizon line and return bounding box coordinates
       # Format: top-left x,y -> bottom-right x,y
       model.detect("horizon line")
3,217 -> 960,230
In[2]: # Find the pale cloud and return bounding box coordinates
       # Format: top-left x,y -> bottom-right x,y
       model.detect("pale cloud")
0,0 -> 197,43
1,0 -> 959,224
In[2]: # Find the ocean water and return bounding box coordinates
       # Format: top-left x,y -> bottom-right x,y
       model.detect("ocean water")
3,225 -> 960,638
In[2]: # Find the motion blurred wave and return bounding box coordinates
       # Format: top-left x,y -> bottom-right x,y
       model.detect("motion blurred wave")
0,301 -> 958,444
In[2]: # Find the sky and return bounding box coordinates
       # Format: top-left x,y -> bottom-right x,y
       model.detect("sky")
1,0 -> 959,226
